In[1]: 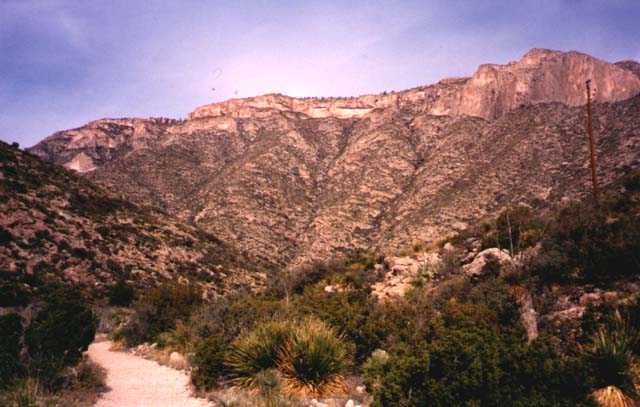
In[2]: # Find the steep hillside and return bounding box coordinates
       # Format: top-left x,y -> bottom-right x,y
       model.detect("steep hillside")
28,49 -> 640,269
0,142 -> 268,300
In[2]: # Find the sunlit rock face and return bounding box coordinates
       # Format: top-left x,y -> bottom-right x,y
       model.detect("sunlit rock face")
450,48 -> 640,120
28,49 -> 640,268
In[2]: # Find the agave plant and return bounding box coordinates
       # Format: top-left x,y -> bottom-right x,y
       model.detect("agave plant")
226,318 -> 350,399
278,318 -> 351,398
588,310 -> 640,406
225,322 -> 292,390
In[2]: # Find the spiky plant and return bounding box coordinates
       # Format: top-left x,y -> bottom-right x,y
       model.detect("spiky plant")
593,386 -> 636,407
588,310 -> 640,405
278,318 -> 351,398
225,322 -> 292,390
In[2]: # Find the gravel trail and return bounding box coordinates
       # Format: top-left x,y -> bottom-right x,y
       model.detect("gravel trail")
88,341 -> 211,407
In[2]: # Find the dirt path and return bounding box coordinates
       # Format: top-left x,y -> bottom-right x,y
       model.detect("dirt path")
87,341 -> 211,407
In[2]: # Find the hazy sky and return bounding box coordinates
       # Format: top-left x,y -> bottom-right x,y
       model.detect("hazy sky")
1,0 -> 639,147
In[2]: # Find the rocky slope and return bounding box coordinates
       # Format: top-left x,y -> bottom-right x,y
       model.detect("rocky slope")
0,142 -> 268,298
28,48 -> 640,269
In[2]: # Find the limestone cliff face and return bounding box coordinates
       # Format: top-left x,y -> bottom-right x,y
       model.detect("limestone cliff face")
453,49 -> 640,120
188,48 -> 640,122
28,49 -> 640,268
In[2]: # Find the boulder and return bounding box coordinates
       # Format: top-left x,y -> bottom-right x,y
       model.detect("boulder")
463,248 -> 513,278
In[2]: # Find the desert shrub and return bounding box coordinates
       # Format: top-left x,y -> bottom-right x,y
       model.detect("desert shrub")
0,377 -> 58,407
118,282 -> 202,344
585,310 -> 639,398
0,313 -> 25,388
107,279 -> 135,307
192,334 -> 227,390
226,321 -> 294,390
0,279 -> 31,307
366,302 -> 594,407
362,349 -> 389,394
25,286 -> 96,374
481,206 -> 544,253
278,318 -> 351,397
159,319 -> 198,354
62,357 -> 107,391
532,186 -> 640,284
225,318 -> 350,398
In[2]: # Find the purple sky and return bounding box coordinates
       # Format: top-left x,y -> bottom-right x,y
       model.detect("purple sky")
1,0 -> 639,147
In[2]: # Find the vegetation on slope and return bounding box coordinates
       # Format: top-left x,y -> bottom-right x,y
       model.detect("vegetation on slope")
0,141 -> 269,302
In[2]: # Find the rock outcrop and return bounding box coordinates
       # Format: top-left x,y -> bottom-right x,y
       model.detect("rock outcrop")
27,49 -> 640,268
453,49 -> 640,120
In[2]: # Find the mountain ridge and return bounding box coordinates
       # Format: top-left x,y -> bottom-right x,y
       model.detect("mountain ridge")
27,48 -> 640,269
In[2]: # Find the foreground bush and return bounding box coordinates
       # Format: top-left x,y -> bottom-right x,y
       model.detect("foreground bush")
278,318 -> 351,397
225,318 -> 350,398
0,313 -> 25,388
586,310 -> 639,403
192,335 -> 226,390
226,322 -> 293,390
365,302 -> 594,407
25,286 -> 96,375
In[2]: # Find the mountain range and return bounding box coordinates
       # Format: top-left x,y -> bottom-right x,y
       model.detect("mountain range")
23,48 -> 640,271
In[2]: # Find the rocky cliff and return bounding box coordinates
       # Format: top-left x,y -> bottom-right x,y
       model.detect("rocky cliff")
28,48 -> 640,269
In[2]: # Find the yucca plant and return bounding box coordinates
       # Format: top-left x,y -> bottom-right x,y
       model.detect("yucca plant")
593,386 -> 637,407
587,310 -> 640,406
278,318 -> 351,398
225,322 -> 293,390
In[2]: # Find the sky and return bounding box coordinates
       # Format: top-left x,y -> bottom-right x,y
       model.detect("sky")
1,0 -> 639,147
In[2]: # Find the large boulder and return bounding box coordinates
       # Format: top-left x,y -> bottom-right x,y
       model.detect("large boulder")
462,248 -> 514,279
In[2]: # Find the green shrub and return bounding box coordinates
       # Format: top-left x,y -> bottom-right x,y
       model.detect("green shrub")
119,282 -> 202,344
0,279 -> 30,307
25,286 -> 96,372
192,334 -> 226,390
0,377 -> 58,407
63,357 -> 107,390
108,280 -> 135,307
366,302 -> 594,407
0,313 -> 25,388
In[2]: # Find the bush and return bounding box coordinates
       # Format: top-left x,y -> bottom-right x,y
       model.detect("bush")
108,280 -> 135,307
366,302 -> 594,407
278,318 -> 351,397
0,313 -> 25,388
118,282 -> 202,344
25,286 -> 96,373
585,310 -> 639,397
225,319 -> 350,398
226,321 -> 293,390
0,377 -> 58,407
192,334 -> 226,390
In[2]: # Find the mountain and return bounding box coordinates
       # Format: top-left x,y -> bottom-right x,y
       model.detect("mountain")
28,48 -> 640,269
0,142 -> 268,298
